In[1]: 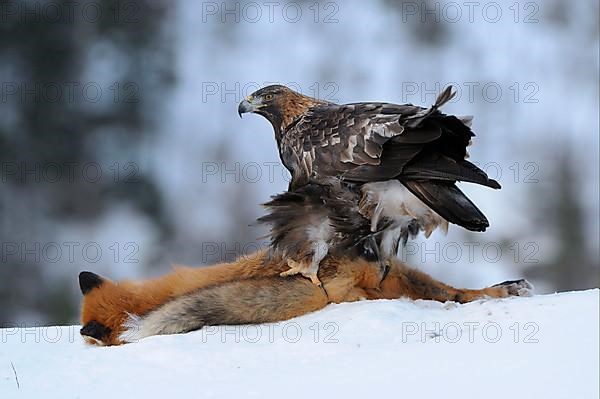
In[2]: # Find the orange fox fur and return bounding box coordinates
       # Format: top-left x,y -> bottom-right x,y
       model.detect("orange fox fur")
80,250 -> 529,346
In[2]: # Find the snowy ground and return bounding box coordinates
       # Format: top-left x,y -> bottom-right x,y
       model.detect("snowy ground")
1,290 -> 598,399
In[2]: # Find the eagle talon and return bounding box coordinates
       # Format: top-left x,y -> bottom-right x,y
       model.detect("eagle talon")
280,259 -> 305,276
280,259 -> 322,286
380,262 -> 391,282
304,272 -> 322,287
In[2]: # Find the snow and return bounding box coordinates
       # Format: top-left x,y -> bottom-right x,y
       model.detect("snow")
1,290 -> 598,399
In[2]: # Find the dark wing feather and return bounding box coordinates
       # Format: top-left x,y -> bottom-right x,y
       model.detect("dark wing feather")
402,180 -> 489,232
402,152 -> 501,189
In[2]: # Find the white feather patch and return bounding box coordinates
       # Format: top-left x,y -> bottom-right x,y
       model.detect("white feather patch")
361,181 -> 448,239
340,135 -> 358,162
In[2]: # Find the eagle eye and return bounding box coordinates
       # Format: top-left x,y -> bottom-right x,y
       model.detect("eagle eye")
264,94 -> 273,101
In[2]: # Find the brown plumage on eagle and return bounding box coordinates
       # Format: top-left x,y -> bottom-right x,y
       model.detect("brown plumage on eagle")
239,85 -> 500,285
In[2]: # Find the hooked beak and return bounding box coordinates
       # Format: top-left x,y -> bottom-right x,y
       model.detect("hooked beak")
238,96 -> 259,118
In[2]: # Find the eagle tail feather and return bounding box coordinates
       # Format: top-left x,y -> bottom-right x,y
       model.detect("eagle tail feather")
405,85 -> 456,128
401,180 -> 489,232
402,157 -> 501,189
433,85 -> 456,109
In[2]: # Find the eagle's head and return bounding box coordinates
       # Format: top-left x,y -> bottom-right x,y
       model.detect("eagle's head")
238,85 -> 328,139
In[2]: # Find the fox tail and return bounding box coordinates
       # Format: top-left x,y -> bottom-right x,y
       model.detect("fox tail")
119,277 -> 327,343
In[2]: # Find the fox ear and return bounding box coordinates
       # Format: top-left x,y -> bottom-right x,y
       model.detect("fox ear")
79,271 -> 105,295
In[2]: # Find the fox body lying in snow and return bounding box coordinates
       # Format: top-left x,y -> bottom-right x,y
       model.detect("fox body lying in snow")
79,250 -> 532,346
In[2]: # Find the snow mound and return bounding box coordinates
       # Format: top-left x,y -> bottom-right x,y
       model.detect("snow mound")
1,290 -> 598,399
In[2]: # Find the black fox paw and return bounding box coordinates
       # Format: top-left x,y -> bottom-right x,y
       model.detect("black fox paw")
492,279 -> 534,297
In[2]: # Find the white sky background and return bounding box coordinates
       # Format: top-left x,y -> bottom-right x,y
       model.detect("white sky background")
76,0 -> 599,290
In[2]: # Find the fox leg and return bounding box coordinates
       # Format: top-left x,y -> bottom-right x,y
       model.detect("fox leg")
377,262 -> 533,303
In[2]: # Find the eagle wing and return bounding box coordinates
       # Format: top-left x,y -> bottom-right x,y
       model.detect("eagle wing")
281,87 -> 498,190
280,87 -> 500,233
281,101 -> 420,185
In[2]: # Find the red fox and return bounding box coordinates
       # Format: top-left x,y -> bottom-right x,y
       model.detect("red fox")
79,250 -> 532,346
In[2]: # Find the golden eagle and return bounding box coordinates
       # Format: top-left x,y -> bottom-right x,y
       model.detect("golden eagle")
240,85 -> 500,285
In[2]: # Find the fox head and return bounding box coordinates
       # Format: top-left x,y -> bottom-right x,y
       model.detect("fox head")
78,271 -> 134,346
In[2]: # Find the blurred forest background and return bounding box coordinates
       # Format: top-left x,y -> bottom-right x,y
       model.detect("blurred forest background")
0,0 -> 598,326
